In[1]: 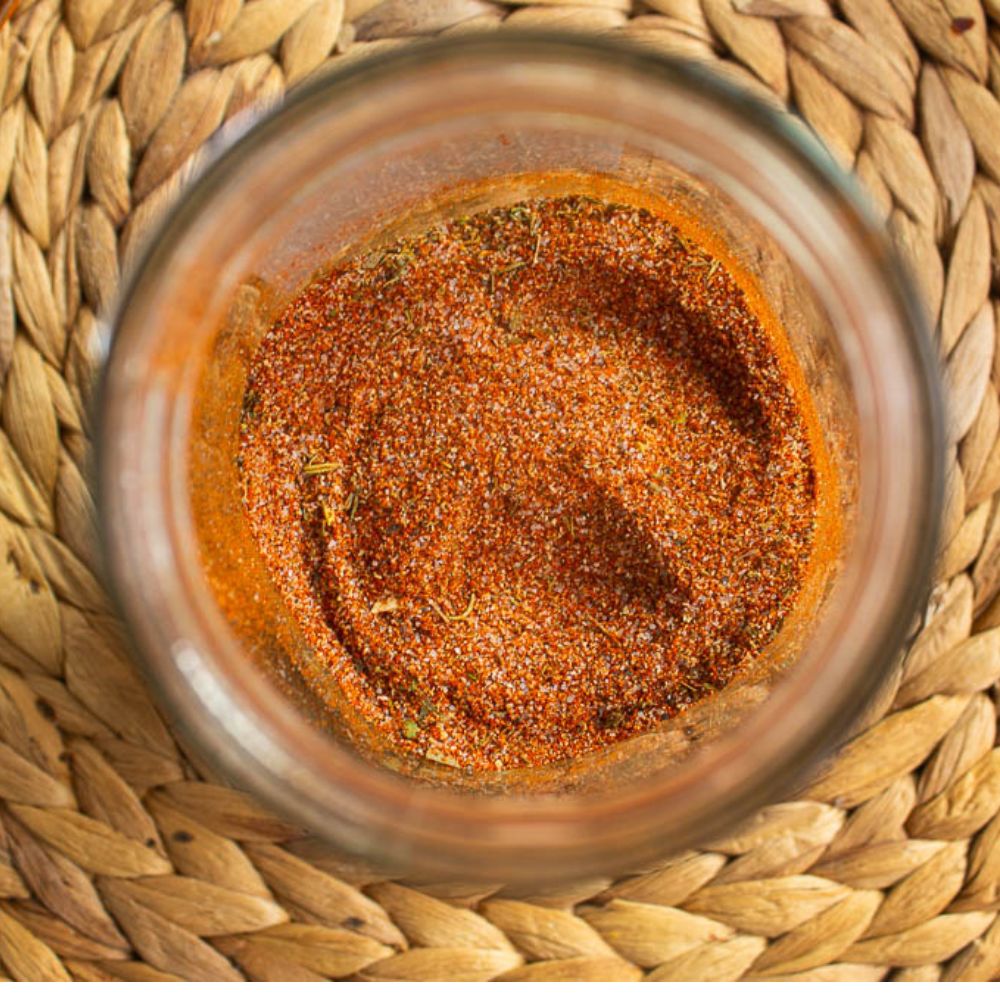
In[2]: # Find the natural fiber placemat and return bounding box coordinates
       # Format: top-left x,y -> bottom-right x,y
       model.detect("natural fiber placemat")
0,0 -> 998,983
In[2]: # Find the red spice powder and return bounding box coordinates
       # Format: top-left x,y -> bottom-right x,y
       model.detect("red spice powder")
238,196 -> 820,771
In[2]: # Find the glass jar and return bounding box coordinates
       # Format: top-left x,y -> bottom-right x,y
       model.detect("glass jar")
98,34 -> 942,881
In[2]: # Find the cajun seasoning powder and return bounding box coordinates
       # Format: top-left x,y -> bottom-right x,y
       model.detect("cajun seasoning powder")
238,195 -> 825,771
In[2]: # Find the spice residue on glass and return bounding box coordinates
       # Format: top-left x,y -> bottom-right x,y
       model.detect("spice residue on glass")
239,196 -> 822,771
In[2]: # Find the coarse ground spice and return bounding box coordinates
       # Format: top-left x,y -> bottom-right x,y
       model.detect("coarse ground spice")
238,195 -> 823,771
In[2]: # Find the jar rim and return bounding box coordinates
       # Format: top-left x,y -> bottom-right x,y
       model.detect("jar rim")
97,31 -> 944,880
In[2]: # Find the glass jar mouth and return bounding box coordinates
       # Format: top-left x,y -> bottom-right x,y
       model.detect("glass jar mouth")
97,32 -> 944,881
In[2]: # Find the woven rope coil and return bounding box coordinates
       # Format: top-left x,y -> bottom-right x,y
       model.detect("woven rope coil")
0,0 -> 999,982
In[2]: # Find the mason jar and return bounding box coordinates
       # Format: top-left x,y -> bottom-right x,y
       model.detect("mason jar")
97,34 -> 942,881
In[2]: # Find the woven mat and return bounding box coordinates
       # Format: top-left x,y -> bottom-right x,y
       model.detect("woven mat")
0,0 -> 999,984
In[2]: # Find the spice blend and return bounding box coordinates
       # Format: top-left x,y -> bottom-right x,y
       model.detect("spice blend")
239,196 -> 823,771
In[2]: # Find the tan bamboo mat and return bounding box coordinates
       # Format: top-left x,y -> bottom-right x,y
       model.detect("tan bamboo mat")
0,0 -> 999,983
